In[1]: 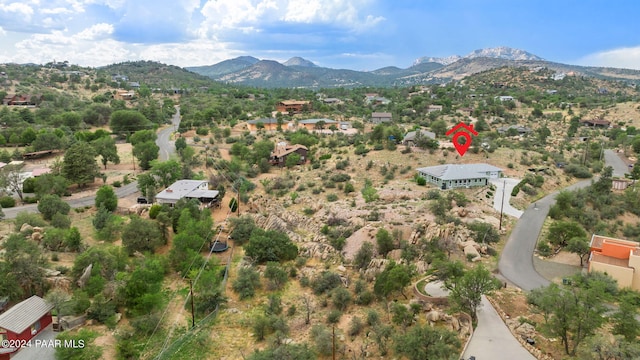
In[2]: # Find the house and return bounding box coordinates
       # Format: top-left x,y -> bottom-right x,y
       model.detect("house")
426,105 -> 443,113
155,180 -> 220,207
365,94 -> 390,105
322,98 -> 342,105
497,125 -> 532,135
114,89 -> 135,100
269,143 -> 308,166
403,129 -> 436,146
246,118 -> 287,131
0,295 -> 53,358
416,163 -> 502,190
495,96 -> 514,102
457,107 -> 474,116
370,112 -> 392,124
276,100 -> 311,114
2,94 -> 41,106
128,82 -> 140,89
580,119 -> 610,128
297,118 -> 337,131
588,235 -> 640,290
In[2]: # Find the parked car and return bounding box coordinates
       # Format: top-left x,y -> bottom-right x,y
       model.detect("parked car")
137,197 -> 148,204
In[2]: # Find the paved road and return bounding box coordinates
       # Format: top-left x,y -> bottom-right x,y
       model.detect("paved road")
157,106 -> 180,161
2,106 -> 181,220
462,296 -> 536,360
499,151 -> 627,291
604,149 -> 631,177
490,178 -> 523,218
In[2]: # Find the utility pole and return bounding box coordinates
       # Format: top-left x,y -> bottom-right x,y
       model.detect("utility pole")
332,325 -> 336,360
189,279 -> 195,328
499,179 -> 506,230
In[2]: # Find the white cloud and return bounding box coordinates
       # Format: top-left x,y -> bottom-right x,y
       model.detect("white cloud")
579,46 -> 640,70
0,2 -> 35,20
0,26 -> 5,36
40,7 -> 75,15
76,23 -> 113,40
283,0 -> 384,30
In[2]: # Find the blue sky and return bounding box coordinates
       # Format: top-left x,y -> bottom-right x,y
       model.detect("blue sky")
0,0 -> 639,70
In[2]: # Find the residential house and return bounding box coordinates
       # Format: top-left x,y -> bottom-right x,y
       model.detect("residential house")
416,163 -> 502,190
269,143 -> 308,166
402,129 -> 436,146
495,96 -> 514,102
588,235 -> 640,290
128,82 -> 141,89
364,93 -> 391,105
370,112 -> 392,124
276,100 -> 311,114
457,107 -> 474,116
580,119 -> 611,128
426,105 -> 443,113
0,295 -> 53,358
246,118 -> 287,131
155,180 -> 220,207
497,125 -> 532,135
322,98 -> 342,105
114,89 -> 135,100
552,73 -> 566,81
297,118 -> 337,131
2,94 -> 41,106
111,74 -> 128,82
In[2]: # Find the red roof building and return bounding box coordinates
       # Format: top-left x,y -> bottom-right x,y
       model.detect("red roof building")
0,296 -> 53,358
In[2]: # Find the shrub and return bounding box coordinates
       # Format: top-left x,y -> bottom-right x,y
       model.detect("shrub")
148,204 -> 163,219
311,271 -> 342,295
0,196 -> 16,208
416,176 -> 427,186
326,193 -> 338,202
112,180 -> 122,187
38,194 -> 70,220
327,310 -> 342,324
537,241 -> 552,257
22,177 -> 36,193
330,173 -> 351,182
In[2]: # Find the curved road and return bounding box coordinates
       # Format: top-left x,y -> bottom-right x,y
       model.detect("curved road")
3,106 -> 180,220
499,150 -> 630,291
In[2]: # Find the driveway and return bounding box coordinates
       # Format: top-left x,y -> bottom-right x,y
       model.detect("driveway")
490,178 -> 523,218
12,324 -> 55,360
604,149 -> 631,177
462,296 -> 535,360
2,106 -> 180,220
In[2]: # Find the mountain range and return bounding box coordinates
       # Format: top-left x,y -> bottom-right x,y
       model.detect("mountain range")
186,47 -> 640,88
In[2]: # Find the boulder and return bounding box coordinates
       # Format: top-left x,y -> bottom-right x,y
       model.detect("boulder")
463,244 -> 481,261
32,227 -> 44,233
31,232 -> 43,242
20,223 -> 33,233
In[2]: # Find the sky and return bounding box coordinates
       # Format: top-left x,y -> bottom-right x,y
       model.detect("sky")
1,0 -> 640,71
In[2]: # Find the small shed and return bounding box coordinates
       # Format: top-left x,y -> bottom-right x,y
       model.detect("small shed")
0,295 -> 53,356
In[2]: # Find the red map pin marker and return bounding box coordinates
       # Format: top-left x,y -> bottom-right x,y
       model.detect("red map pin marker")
446,123 -> 478,156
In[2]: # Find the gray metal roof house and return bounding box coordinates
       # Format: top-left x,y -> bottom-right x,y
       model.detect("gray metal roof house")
155,180 -> 220,206
403,129 -> 436,146
416,163 -> 502,190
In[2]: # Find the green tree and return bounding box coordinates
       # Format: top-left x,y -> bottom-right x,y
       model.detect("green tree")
547,220 -> 587,248
121,256 -> 166,316
20,127 -> 37,145
361,178 -> 379,203
121,216 -> 163,254
527,273 -> 611,355
91,136 -> 120,169
63,142 -> 100,187
110,110 -> 152,135
150,159 -> 182,188
285,153 -> 302,168
612,294 -> 640,341
32,131 -> 66,151
34,174 -> 69,197
449,264 -> 501,323
331,287 -> 352,311
245,229 -> 298,263
133,141 -> 159,170
353,242 -> 374,270
373,261 -> 413,299
95,185 -> 117,212
38,194 -> 71,220
376,228 -> 394,256
232,266 -> 261,300
129,129 -> 157,146
577,334 -> 640,360
229,215 -> 257,246
45,288 -> 72,326
567,236 -> 590,266
394,324 -> 460,360
264,261 -> 288,290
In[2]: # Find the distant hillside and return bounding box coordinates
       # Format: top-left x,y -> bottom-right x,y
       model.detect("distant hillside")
100,61 -> 220,89
185,56 -> 260,78
283,57 -> 317,67
186,46 -> 640,88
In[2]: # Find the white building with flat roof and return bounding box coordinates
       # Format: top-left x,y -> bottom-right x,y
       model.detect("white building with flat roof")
155,180 -> 219,206
416,163 -> 502,190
